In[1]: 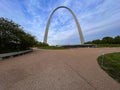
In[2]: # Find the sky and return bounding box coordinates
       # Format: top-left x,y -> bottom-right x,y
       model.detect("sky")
0,0 -> 120,45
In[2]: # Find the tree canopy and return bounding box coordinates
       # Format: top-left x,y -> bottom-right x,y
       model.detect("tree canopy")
85,36 -> 120,45
0,17 -> 37,53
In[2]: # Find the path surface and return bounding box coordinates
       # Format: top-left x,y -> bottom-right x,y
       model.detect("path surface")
0,48 -> 120,90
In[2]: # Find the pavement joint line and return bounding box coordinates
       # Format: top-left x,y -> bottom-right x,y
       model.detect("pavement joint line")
64,62 -> 97,90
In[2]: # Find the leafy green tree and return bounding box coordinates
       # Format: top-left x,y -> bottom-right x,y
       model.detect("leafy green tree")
92,39 -> 101,44
101,37 -> 113,44
0,17 -> 37,53
114,36 -> 120,44
85,35 -> 120,46
84,41 -> 92,44
37,42 -> 49,47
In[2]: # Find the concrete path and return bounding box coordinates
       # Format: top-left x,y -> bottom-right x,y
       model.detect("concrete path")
0,48 -> 120,90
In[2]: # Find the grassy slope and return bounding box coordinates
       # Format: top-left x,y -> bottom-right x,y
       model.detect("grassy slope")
97,52 -> 120,83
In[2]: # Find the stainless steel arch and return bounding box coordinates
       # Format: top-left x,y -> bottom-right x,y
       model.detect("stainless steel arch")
43,6 -> 84,44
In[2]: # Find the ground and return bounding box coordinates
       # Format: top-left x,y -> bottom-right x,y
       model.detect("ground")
0,48 -> 120,90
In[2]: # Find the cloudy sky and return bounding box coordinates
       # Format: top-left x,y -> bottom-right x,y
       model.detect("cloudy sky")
0,0 -> 120,45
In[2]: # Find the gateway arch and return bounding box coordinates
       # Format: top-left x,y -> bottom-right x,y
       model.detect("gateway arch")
43,6 -> 84,44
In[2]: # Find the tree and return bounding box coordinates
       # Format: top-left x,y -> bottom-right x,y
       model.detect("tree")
0,17 -> 37,53
92,39 -> 101,44
114,36 -> 120,44
37,42 -> 49,47
101,37 -> 113,44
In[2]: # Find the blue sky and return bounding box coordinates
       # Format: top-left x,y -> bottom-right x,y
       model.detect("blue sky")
0,0 -> 120,45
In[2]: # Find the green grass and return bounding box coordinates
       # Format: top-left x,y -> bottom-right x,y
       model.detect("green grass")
38,46 -> 65,50
97,52 -> 120,83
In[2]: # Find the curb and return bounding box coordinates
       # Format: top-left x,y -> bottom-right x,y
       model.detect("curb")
0,50 -> 32,60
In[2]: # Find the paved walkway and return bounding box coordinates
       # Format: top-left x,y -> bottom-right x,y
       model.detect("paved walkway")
0,48 -> 120,90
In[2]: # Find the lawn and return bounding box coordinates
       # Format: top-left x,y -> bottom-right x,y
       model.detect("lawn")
97,52 -> 120,83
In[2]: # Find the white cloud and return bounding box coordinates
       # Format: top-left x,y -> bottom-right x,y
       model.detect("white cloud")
0,0 -> 120,45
